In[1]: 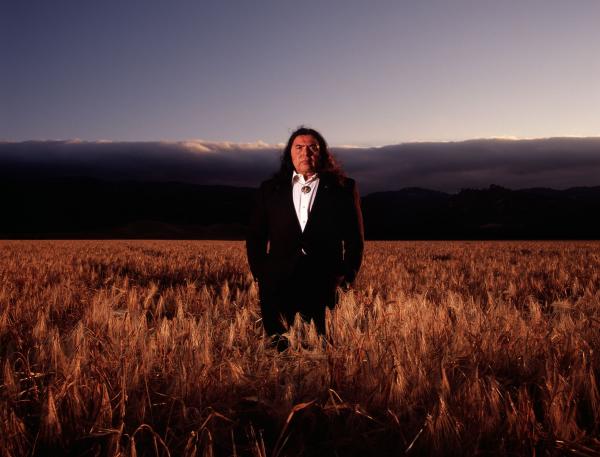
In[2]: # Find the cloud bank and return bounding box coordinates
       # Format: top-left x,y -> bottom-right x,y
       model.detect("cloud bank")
1,137 -> 600,194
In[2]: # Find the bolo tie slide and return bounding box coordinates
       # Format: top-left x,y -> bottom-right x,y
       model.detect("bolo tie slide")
301,185 -> 311,194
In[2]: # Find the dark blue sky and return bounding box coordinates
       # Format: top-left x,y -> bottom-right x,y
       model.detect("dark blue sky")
2,0 -> 599,145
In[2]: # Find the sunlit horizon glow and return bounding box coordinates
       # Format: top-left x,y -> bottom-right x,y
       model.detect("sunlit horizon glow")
3,135 -> 600,150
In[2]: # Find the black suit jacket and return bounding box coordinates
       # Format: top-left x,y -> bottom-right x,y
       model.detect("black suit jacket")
246,173 -> 364,289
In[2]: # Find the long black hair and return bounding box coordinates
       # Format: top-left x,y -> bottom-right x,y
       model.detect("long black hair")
274,126 -> 346,184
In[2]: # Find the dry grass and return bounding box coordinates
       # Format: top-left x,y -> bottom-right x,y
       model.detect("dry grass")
1,240 -> 600,456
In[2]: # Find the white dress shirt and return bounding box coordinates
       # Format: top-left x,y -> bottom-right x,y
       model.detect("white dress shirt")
292,171 -> 320,232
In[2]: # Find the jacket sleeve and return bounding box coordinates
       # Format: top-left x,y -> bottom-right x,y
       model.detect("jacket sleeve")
342,179 -> 364,284
245,184 -> 268,281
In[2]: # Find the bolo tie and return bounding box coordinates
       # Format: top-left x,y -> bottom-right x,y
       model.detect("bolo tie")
301,185 -> 312,194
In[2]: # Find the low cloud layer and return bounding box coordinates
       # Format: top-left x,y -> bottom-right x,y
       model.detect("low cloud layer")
2,137 -> 600,194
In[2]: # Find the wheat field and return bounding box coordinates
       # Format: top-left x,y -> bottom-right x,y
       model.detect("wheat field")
1,240 -> 600,456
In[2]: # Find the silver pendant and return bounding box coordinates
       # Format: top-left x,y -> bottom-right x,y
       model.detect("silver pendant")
301,185 -> 311,194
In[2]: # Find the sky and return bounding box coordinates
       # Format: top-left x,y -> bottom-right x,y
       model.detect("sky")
2,0 -> 600,146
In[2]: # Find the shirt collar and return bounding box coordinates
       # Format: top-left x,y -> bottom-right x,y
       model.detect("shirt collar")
292,170 -> 319,185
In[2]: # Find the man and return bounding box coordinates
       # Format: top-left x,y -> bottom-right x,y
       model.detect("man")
246,127 -> 364,340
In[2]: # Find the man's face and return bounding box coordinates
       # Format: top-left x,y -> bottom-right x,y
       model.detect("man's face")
291,135 -> 320,177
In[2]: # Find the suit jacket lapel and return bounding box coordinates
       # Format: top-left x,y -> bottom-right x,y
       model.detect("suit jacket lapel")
280,178 -> 303,235
303,176 -> 330,234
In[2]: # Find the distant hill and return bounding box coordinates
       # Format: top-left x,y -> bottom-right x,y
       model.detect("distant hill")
2,178 -> 600,239
361,188 -> 451,238
363,184 -> 600,239
1,177 -> 254,239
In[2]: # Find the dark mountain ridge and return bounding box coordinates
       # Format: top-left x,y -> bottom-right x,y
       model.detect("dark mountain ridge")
2,178 -> 600,239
